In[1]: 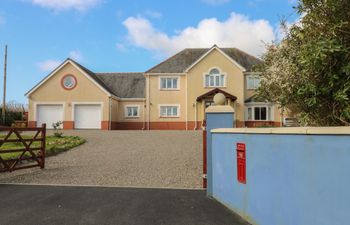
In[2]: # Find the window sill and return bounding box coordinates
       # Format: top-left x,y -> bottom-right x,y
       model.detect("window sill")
159,89 -> 180,91
159,116 -> 180,118
204,86 -> 227,89
125,116 -> 140,119
246,120 -> 273,122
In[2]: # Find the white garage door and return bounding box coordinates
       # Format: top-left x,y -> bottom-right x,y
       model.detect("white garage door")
74,104 -> 102,129
37,105 -> 64,129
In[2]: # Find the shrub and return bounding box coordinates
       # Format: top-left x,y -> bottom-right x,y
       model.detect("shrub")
52,121 -> 64,138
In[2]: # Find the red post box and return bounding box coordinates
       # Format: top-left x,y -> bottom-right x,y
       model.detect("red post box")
236,143 -> 246,184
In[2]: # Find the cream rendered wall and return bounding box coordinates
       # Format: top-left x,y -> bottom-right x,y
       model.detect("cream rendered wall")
110,98 -> 119,122
147,75 -> 186,122
186,49 -> 245,123
28,62 -> 110,122
116,100 -> 145,123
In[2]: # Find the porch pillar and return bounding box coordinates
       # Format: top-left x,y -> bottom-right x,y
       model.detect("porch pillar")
205,93 -> 234,196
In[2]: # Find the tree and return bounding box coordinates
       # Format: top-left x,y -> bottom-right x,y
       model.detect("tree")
258,0 -> 350,126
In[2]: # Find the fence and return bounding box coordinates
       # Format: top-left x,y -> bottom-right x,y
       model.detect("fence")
0,124 -> 46,172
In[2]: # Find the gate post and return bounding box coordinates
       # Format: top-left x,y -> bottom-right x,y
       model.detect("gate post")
205,93 -> 234,197
40,123 -> 46,169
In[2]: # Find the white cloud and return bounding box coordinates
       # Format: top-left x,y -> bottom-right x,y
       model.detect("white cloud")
69,50 -> 83,62
201,0 -> 230,5
37,60 -> 61,72
123,12 -> 276,57
28,0 -> 101,11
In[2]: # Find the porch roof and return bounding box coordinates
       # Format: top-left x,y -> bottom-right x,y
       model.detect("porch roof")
196,88 -> 238,102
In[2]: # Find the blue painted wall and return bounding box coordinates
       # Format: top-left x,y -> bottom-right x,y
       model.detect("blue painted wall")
210,133 -> 350,225
206,112 -> 233,196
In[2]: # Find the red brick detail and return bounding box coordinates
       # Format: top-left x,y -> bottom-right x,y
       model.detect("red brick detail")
101,121 -> 110,130
63,121 -> 74,130
149,122 -> 187,130
187,121 -> 203,130
28,121 -> 37,128
245,121 -> 281,128
111,122 -> 145,130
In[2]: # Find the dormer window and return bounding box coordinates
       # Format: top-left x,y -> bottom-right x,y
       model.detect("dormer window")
204,68 -> 225,87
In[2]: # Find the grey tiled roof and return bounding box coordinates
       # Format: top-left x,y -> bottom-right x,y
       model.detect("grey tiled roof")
146,47 -> 262,73
96,73 -> 145,98
71,59 -> 145,98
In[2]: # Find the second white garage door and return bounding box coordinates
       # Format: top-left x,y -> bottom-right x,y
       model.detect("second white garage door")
74,104 -> 102,129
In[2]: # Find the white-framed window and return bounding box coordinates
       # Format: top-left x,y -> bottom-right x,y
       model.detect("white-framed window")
246,75 -> 261,90
204,68 -> 226,87
246,105 -> 273,121
160,77 -> 179,90
159,105 -> 180,118
125,105 -> 140,118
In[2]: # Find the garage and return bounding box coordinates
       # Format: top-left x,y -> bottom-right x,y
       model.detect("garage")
74,104 -> 102,129
36,104 -> 64,129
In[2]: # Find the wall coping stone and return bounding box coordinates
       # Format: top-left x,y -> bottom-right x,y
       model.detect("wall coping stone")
206,105 -> 234,113
211,127 -> 350,135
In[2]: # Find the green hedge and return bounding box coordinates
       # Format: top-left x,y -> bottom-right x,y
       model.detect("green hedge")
0,108 -> 23,126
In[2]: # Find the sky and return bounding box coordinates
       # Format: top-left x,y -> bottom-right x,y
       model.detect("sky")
0,0 -> 299,103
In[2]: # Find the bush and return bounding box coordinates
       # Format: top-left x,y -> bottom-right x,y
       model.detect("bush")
0,108 -> 23,126
52,121 -> 64,138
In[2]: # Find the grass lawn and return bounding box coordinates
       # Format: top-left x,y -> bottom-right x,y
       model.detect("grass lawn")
0,135 -> 86,160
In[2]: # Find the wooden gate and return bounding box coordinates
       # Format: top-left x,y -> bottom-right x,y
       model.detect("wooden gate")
0,124 -> 46,172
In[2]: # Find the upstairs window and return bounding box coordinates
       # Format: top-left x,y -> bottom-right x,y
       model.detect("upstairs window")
160,77 -> 179,90
246,75 -> 261,90
204,68 -> 225,87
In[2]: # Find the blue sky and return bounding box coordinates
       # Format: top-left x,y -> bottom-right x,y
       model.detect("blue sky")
0,0 -> 298,103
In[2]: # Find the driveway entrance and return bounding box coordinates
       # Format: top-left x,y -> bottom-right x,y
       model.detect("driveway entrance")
0,184 -> 250,225
0,130 -> 202,188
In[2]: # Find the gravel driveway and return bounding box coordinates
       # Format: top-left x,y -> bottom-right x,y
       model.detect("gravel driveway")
0,131 -> 202,188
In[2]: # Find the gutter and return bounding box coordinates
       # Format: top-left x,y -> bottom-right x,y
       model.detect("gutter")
194,102 -> 198,130
147,74 -> 151,130
109,97 -> 112,130
185,74 -> 188,130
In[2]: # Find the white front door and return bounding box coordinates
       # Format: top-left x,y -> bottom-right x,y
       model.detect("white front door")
74,104 -> 102,129
37,104 -> 64,129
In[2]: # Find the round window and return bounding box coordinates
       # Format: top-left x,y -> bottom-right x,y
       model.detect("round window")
62,75 -> 77,90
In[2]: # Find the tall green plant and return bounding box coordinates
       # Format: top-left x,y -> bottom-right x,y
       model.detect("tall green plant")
258,0 -> 350,126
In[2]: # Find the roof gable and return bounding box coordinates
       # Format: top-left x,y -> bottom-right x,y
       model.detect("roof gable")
146,46 -> 262,74
25,59 -> 112,97
185,46 -> 246,73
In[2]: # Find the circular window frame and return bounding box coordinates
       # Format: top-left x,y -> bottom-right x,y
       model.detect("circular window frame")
61,74 -> 77,90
